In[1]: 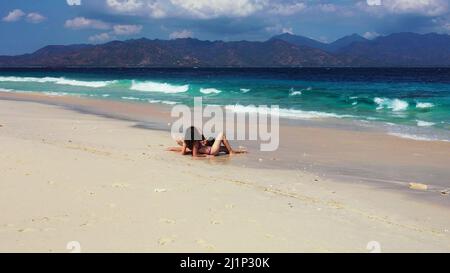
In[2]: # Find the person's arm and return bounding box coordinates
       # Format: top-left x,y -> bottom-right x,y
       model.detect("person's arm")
180,142 -> 188,155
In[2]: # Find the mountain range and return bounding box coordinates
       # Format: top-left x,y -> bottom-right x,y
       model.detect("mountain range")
0,32 -> 449,67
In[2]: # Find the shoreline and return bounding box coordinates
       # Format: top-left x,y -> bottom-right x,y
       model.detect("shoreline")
0,96 -> 450,252
0,95 -> 450,252
1,91 -> 449,199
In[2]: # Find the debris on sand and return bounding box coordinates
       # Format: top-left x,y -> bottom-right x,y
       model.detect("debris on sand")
441,189 -> 449,196
409,183 -> 428,191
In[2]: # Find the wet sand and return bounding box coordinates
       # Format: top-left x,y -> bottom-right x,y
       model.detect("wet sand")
0,92 -> 449,252
1,91 -> 449,203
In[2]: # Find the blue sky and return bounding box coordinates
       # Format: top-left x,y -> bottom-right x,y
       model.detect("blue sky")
1,0 -> 449,55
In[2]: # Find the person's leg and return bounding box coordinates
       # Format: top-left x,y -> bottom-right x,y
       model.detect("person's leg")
220,133 -> 234,154
210,132 -> 228,155
219,133 -> 247,154
210,132 -> 247,155
176,138 -> 184,146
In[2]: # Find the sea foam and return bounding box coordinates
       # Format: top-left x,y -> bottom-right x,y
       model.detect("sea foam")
130,80 -> 189,93
0,76 -> 116,88
121,96 -> 141,101
416,102 -> 434,109
289,89 -> 302,96
416,120 -> 435,127
374,97 -> 409,111
0,88 -> 14,92
388,132 -> 448,142
200,88 -> 221,94
225,104 -> 352,120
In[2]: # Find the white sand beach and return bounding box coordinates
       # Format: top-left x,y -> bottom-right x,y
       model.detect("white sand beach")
0,95 -> 449,253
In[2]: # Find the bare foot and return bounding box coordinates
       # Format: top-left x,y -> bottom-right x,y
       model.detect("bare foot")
231,149 -> 247,155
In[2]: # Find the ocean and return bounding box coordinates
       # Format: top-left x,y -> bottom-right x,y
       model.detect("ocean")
0,67 -> 449,141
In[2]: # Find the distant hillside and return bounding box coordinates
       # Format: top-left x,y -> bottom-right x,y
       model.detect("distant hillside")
0,38 -> 343,67
337,32 -> 450,66
270,33 -> 368,53
269,33 -> 329,51
0,32 -> 449,67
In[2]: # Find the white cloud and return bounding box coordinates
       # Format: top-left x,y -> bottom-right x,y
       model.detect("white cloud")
67,0 -> 82,6
169,29 -> 193,39
363,31 -> 380,39
2,9 -> 25,22
106,0 -> 167,18
359,0 -> 449,17
65,17 -> 110,30
366,0 -> 381,6
147,1 -> 167,18
270,2 -> 307,16
170,0 -> 265,19
88,24 -> 143,44
385,0 -> 448,16
89,32 -> 114,43
281,27 -> 294,34
113,24 -> 143,35
429,16 -> 450,32
106,0 -> 144,12
2,9 -> 46,24
26,13 -> 46,24
103,1 -> 367,20
309,3 -> 354,17
265,24 -> 294,35
318,4 -> 337,13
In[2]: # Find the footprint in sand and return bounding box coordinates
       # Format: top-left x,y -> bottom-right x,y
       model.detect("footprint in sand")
158,236 -> 175,246
85,191 -> 96,196
31,217 -> 50,223
112,183 -> 130,189
43,228 -> 56,232
159,218 -> 176,224
79,222 -> 93,228
210,219 -> 222,225
18,228 -> 36,233
225,204 -> 235,209
196,239 -> 215,250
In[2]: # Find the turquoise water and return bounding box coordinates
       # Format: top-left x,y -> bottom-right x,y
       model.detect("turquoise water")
0,68 -> 449,141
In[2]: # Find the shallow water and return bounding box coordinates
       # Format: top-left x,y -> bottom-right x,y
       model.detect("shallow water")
0,67 -> 449,141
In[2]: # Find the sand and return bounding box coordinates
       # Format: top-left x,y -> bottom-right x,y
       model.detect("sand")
0,96 -> 449,252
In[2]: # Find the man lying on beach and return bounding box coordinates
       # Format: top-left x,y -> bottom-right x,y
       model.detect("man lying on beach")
167,126 -> 247,157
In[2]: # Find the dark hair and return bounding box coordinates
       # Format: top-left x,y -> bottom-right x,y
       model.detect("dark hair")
184,126 -> 205,150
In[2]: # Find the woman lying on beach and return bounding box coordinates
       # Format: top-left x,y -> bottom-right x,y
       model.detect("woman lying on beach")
168,126 -> 247,157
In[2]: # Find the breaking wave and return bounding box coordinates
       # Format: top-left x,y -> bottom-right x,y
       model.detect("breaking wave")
225,104 -> 353,120
200,88 -> 222,94
416,102 -> 435,109
374,97 -> 409,111
0,76 -> 116,88
130,80 -> 189,93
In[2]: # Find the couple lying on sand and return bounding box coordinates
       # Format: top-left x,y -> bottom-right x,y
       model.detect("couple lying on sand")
168,126 -> 247,157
